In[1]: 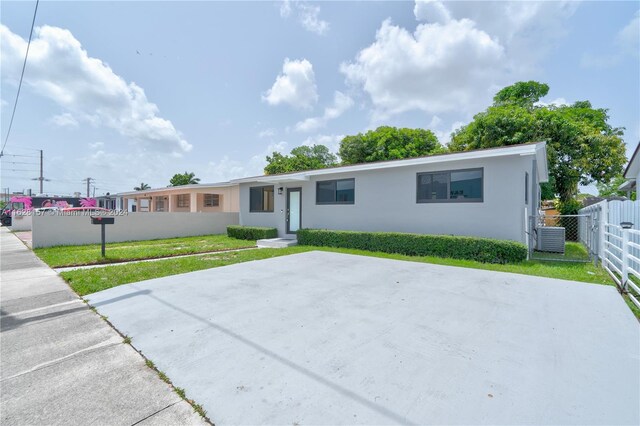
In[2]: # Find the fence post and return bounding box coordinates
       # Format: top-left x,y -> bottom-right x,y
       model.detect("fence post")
621,227 -> 629,291
599,202 -> 608,263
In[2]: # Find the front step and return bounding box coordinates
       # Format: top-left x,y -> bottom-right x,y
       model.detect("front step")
257,238 -> 298,248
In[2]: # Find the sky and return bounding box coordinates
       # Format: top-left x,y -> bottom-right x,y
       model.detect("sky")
1,0 -> 638,197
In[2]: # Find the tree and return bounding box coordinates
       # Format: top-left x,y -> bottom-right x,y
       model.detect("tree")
596,175 -> 635,199
339,126 -> 444,165
264,145 -> 338,175
449,81 -> 627,203
169,172 -> 200,186
493,81 -> 549,108
134,182 -> 150,191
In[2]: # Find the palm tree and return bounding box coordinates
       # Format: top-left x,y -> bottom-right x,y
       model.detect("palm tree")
134,182 -> 151,191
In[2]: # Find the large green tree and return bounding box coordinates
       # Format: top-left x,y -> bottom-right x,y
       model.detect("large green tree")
169,172 -> 200,186
449,81 -> 626,203
264,144 -> 338,175
339,126 -> 444,165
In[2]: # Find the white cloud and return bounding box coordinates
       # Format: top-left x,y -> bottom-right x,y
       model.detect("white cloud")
262,58 -> 318,110
279,1 -> 329,35
206,141 -> 289,181
341,18 -> 504,117
258,128 -> 276,138
581,10 -> 639,69
617,10 -> 639,54
89,141 -> 104,150
0,24 -> 192,155
301,134 -> 344,154
49,112 -> 79,128
535,97 -> 569,108
294,91 -> 353,132
342,1 -> 578,119
414,0 -> 451,24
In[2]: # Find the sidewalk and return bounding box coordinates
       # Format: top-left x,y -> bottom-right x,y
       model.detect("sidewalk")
0,227 -> 207,425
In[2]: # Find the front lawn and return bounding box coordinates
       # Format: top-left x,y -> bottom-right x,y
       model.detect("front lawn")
35,234 -> 256,267
63,245 -> 611,294
62,246 -> 308,295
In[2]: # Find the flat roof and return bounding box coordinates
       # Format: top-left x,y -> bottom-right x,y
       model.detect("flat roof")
116,181 -> 235,197
232,142 -> 548,184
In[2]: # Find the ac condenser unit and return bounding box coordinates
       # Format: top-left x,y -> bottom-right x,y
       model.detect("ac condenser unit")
536,227 -> 565,253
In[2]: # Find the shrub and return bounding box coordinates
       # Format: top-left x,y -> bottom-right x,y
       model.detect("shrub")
227,225 -> 278,240
297,229 -> 527,264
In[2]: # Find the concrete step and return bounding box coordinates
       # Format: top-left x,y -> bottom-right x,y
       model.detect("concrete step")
257,238 -> 298,248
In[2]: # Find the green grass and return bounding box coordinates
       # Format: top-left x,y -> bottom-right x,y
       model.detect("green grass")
59,243 -> 637,319
61,246 -> 310,295
531,241 -> 590,262
62,245 -> 613,295
35,234 -> 256,267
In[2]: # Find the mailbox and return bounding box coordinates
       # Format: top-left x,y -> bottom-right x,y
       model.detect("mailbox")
91,216 -> 114,225
90,216 -> 115,256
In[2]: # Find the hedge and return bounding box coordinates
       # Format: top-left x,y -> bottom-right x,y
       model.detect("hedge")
297,229 -> 527,264
227,225 -> 278,240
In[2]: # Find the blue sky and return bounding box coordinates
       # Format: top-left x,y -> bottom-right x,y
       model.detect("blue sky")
1,1 -> 638,196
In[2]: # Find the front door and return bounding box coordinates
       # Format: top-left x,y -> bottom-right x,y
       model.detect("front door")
286,188 -> 302,234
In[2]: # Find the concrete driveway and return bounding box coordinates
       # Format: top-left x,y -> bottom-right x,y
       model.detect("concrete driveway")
86,251 -> 640,425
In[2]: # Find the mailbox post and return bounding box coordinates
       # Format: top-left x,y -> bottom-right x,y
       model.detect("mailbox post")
91,216 -> 115,257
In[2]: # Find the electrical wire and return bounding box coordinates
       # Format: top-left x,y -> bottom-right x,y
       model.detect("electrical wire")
0,0 -> 40,158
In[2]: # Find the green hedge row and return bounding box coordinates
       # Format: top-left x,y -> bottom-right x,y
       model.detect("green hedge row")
227,225 -> 278,240
297,229 -> 527,264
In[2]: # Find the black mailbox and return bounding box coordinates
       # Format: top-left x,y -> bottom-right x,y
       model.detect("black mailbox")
91,216 -> 114,225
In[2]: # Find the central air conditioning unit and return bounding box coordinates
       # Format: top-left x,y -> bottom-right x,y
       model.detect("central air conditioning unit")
536,227 -> 565,253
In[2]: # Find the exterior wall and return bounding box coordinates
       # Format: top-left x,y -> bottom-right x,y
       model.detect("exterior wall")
31,212 -> 239,248
8,211 -> 32,231
121,186 -> 239,213
239,155 -> 535,243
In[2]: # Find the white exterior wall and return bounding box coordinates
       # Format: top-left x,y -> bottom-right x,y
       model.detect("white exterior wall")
32,212 -> 239,248
239,155 -> 536,243
8,211 -> 32,231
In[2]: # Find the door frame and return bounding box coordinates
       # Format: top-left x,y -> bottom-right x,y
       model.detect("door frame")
286,187 -> 302,235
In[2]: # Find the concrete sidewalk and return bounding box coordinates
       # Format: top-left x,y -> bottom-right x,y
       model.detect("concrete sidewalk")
0,227 -> 206,425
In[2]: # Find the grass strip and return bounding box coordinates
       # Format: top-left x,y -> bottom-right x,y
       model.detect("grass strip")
36,234 -> 255,267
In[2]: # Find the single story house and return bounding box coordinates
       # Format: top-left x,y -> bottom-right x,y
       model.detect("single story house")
619,142 -> 640,198
231,142 -> 548,244
115,182 -> 239,213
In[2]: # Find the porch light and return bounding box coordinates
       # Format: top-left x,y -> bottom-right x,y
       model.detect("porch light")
621,222 -> 634,229
278,187 -> 283,195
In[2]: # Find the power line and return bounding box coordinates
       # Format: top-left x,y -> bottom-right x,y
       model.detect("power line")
1,154 -> 39,158
0,0 -> 40,158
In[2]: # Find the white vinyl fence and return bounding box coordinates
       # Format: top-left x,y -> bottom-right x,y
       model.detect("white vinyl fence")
32,212 -> 239,248
580,200 -> 640,309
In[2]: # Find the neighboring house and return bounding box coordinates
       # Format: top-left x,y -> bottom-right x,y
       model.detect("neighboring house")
232,142 -> 548,244
620,142 -> 640,198
115,183 -> 239,213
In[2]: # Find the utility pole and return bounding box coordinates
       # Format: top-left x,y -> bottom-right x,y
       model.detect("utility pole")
39,149 -> 43,193
83,177 -> 94,197
31,150 -> 50,195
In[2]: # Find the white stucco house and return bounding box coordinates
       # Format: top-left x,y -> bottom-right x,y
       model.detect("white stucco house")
619,142 -> 640,198
231,142 -> 548,244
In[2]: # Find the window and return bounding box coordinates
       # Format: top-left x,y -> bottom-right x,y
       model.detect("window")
204,194 -> 220,207
249,186 -> 274,212
155,197 -> 165,211
177,194 -> 189,208
417,168 -> 483,203
316,178 -> 355,204
525,172 -> 529,204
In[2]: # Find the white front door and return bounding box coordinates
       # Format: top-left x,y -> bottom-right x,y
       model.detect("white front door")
286,188 -> 301,234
